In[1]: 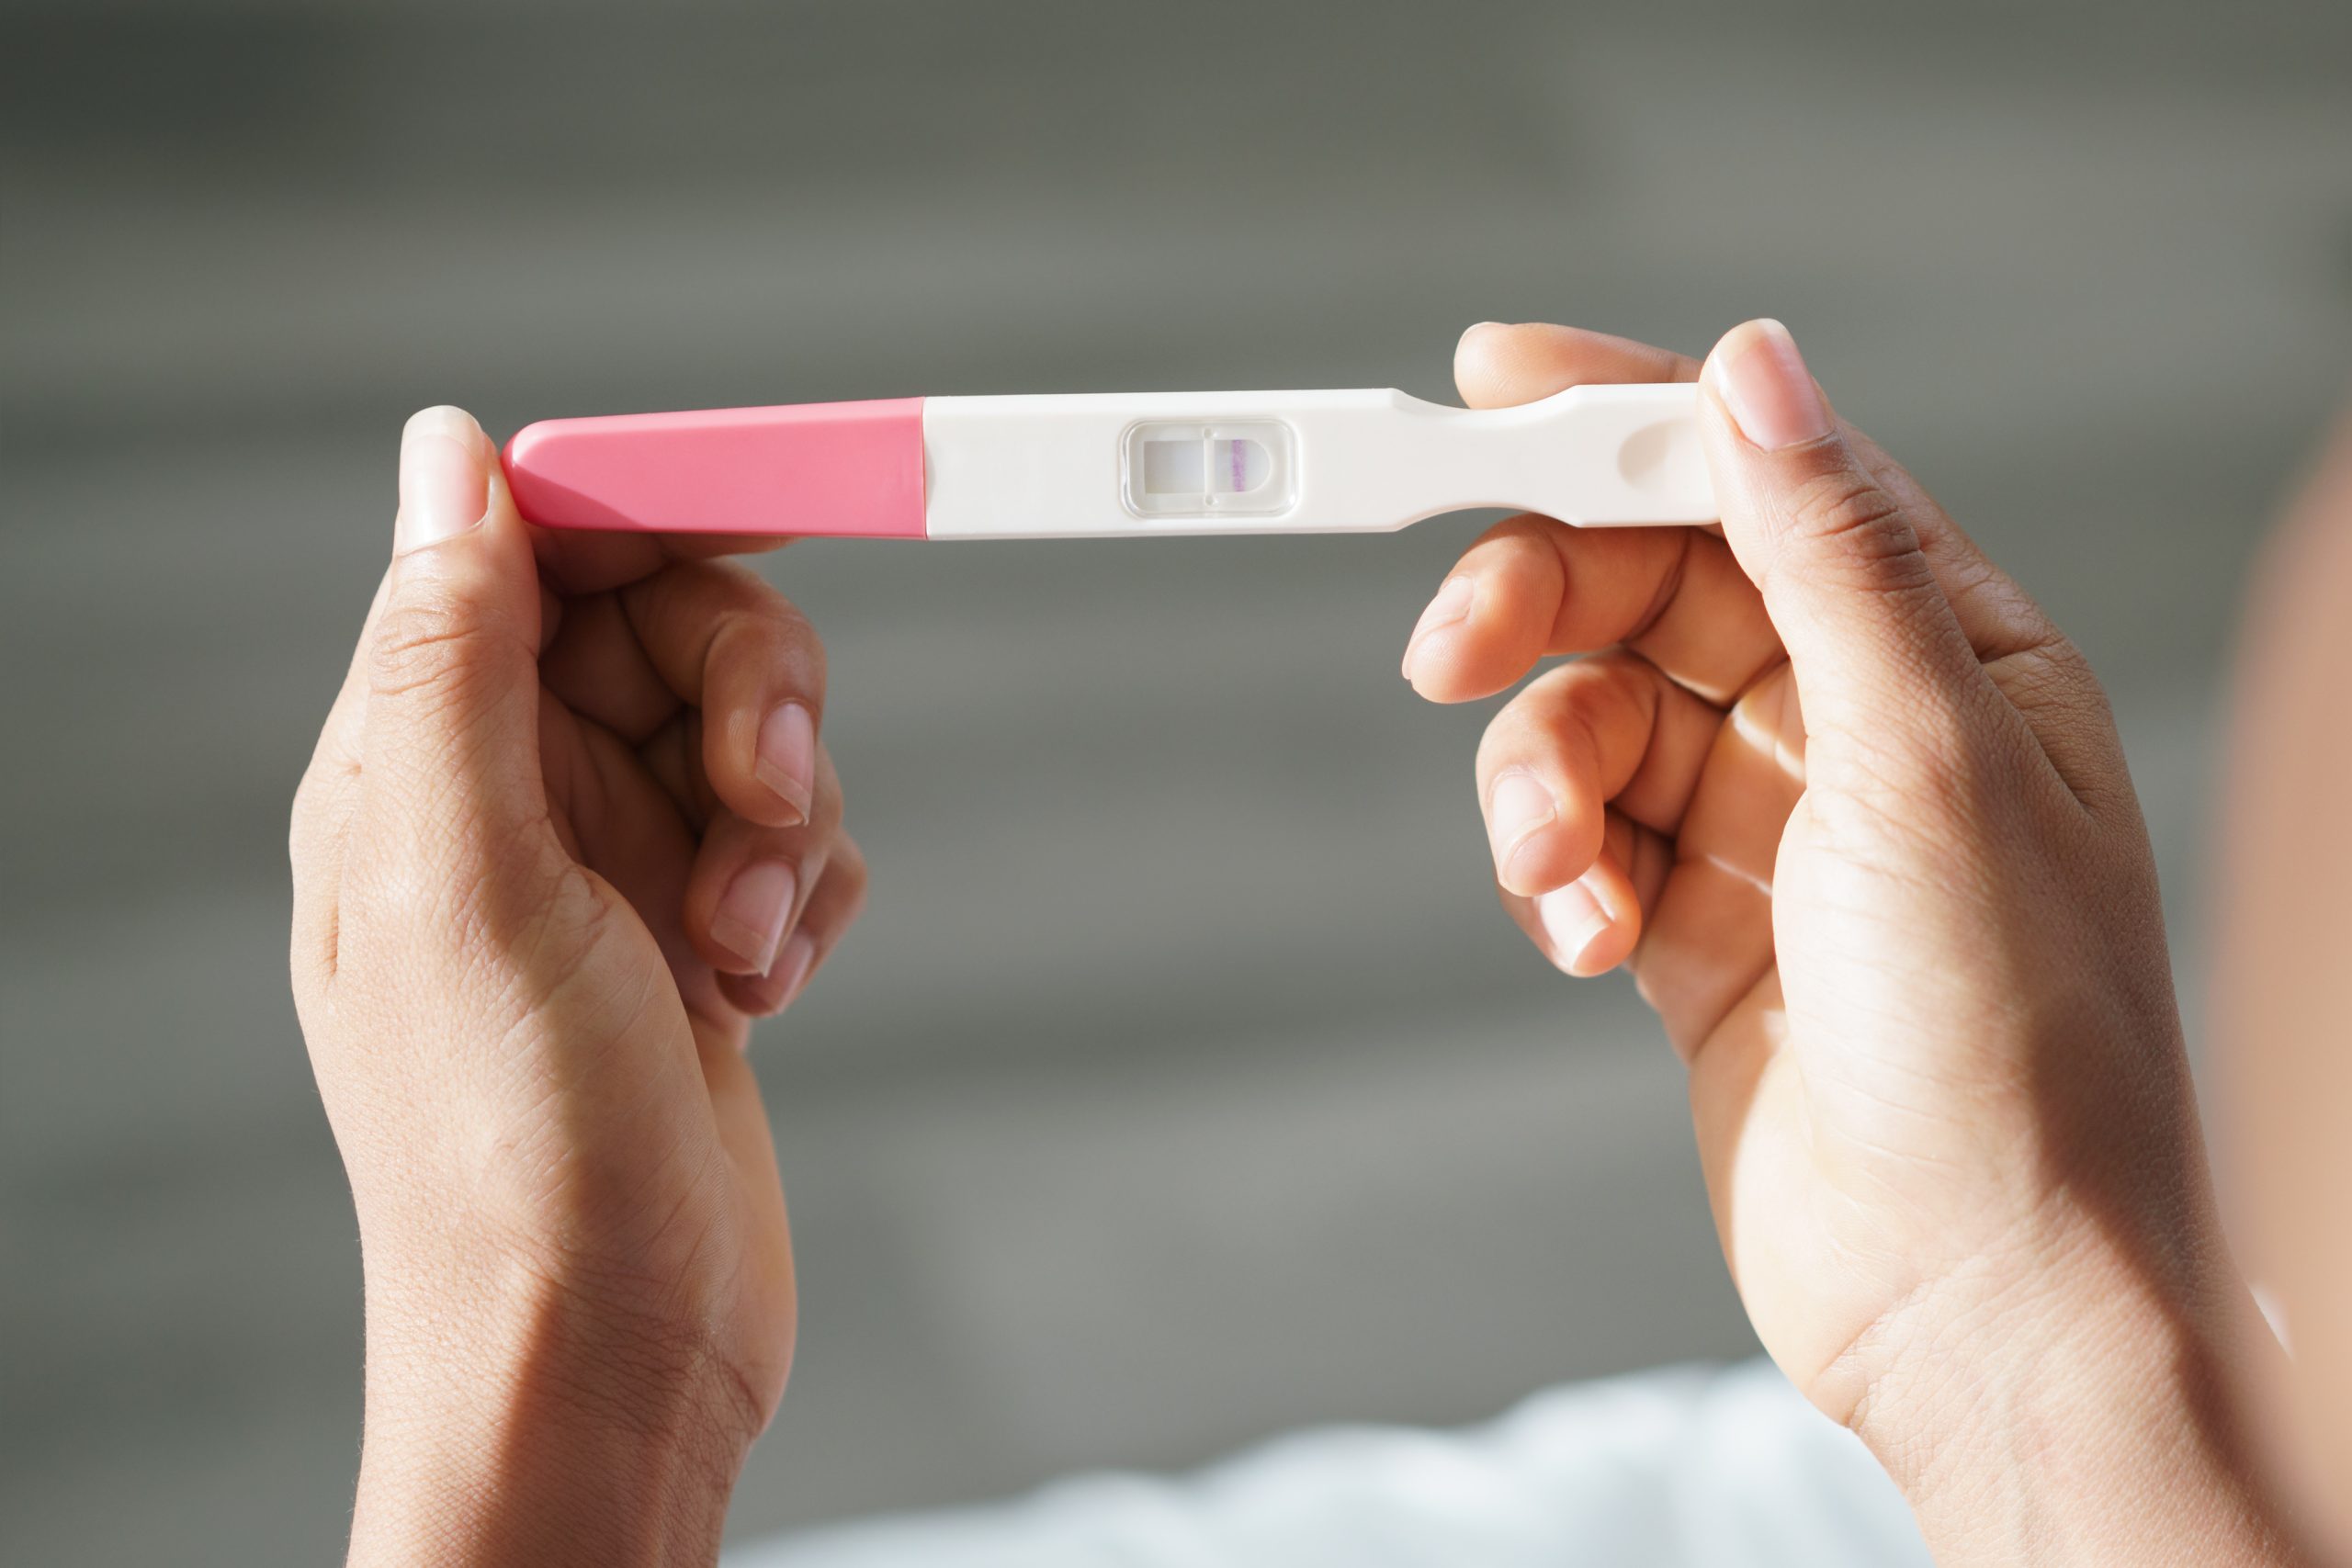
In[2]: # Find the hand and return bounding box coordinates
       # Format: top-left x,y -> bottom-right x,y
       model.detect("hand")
289,408 -> 866,1566
2216,401 -> 2352,1559
1403,322 -> 2295,1563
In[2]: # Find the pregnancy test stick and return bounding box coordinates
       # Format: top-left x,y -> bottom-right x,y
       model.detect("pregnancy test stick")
501,385 -> 1713,540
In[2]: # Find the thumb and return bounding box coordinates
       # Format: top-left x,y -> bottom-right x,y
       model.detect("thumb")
1698,320 -> 1987,746
358,406 -> 550,886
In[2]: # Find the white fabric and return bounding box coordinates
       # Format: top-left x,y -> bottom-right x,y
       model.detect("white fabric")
728,1359 -> 1929,1568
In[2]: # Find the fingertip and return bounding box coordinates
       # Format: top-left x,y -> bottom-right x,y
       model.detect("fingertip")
1403,635 -> 1480,703
1533,880 -> 1607,973
1487,768 -> 1565,897
735,840 -> 865,1021
749,701 -> 817,828
706,858 -> 798,976
1496,816 -> 1602,900
395,406 -> 492,556
1402,531 -> 1561,701
1453,321 -> 1527,408
1484,750 -> 1610,898
770,932 -> 819,1010
1454,320 -> 1510,362
1405,626 -> 1527,705
377,403 -> 543,693
403,403 -> 487,442
1534,870 -> 1640,976
717,970 -> 780,1024
1568,918 -> 1639,977
1456,322 -> 1702,409
1401,571 -> 1472,692
719,929 -> 820,1021
1699,319 -> 1834,453
681,589 -> 829,829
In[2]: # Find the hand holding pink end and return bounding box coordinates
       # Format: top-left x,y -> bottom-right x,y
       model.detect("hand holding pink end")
291,407 -> 868,1565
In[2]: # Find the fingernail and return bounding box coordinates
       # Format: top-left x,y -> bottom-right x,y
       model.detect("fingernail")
768,931 -> 818,1009
1402,575 -> 1476,680
394,406 -> 487,555
713,860 -> 798,975
1706,319 -> 1833,451
754,703 -> 817,824
1487,771 -> 1558,884
1536,880 -> 1611,976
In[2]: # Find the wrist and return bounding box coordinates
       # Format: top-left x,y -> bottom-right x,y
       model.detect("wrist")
348,1257 -> 766,1568
1837,1221 -> 2301,1567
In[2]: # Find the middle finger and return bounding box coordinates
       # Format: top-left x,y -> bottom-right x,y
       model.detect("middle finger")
1475,649 -> 1722,898
541,558 -> 827,829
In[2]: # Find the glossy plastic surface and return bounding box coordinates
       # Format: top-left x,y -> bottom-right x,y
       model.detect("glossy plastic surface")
502,398 -> 927,536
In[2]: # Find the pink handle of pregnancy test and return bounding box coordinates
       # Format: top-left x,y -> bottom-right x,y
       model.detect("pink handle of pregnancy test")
501,398 -> 928,536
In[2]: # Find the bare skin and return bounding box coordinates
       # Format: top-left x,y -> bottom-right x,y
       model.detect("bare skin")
1404,321 -> 2301,1564
293,332 -> 2324,1565
290,409 -> 865,1566
2215,403 -> 2352,1561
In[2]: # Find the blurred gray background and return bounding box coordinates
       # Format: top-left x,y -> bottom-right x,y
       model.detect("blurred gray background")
3,0 -> 2348,1562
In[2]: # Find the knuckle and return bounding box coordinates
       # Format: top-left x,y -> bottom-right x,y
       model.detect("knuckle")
1474,705 -> 1528,779
1491,659 -> 1583,728
1991,642 -> 2086,714
812,779 -> 845,840
759,593 -> 822,662
838,855 -> 870,911
288,748 -> 358,872
736,987 -> 786,1021
1814,695 -> 2035,849
2031,634 -> 2100,702
1569,649 -> 1657,721
288,774 -> 320,867
725,603 -> 823,680
1821,731 -> 1952,821
368,592 -> 501,706
694,560 -> 816,638
1981,626 -> 2109,726
1779,469 -> 1928,581
698,581 -> 825,701
815,829 -> 868,893
347,834 -> 595,1009
1489,656 -> 1642,761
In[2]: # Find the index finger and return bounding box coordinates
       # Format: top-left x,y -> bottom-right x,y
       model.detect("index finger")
527,525 -> 796,597
583,558 -> 829,830
1403,324 -> 1777,705
1456,321 -> 1699,407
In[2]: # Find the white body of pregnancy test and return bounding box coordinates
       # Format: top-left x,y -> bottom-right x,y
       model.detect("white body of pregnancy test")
500,384 -> 1713,540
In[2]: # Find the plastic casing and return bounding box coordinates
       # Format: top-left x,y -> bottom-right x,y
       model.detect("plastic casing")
503,398 -> 926,536
920,384 -> 1711,538
499,386 -> 1713,537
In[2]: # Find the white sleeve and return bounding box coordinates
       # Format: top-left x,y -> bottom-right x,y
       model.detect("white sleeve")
725,1359 -> 1928,1568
